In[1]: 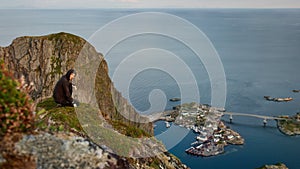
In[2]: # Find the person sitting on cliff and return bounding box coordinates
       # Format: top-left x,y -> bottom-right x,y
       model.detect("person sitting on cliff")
53,69 -> 77,107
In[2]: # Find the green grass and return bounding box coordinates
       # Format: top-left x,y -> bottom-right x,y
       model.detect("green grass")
35,98 -> 160,157
111,120 -> 152,138
36,98 -> 83,133
46,32 -> 83,45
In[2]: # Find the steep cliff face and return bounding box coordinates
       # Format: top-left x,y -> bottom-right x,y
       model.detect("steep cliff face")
0,33 -> 84,101
95,60 -> 152,135
0,32 -> 153,135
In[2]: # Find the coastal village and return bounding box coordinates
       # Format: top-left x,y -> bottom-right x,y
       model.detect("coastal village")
162,102 -> 244,157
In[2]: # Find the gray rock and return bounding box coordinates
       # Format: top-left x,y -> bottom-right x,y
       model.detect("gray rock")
15,132 -> 129,169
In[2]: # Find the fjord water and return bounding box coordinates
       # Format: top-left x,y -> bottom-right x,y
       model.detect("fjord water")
1,9 -> 300,169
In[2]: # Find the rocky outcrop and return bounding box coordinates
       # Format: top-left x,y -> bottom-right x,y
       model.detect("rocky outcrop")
14,133 -> 130,169
0,32 -> 152,135
0,132 -> 188,169
257,163 -> 289,169
0,32 -> 188,168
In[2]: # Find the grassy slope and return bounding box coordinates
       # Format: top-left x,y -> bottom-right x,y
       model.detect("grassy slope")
36,98 -> 161,157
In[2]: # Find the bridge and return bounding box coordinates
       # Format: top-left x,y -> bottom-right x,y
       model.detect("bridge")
223,112 -> 288,126
146,110 -> 290,127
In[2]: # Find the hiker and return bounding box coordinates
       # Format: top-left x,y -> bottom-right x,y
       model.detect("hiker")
53,69 -> 77,107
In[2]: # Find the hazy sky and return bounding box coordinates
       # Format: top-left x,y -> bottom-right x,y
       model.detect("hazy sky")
0,0 -> 299,9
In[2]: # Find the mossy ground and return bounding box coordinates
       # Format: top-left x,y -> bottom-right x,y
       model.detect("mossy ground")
111,120 -> 152,138
36,98 -> 151,137
36,98 -> 84,134
35,98 -> 156,157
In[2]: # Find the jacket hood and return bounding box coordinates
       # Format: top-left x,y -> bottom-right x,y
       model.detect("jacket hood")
66,69 -> 76,81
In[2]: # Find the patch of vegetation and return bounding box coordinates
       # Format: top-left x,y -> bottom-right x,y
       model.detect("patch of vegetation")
36,98 -> 83,134
94,60 -> 153,138
46,32 -> 83,45
47,32 -> 85,73
50,56 -> 63,77
149,157 -> 161,169
111,120 -> 152,138
36,98 -> 154,156
0,60 -> 35,136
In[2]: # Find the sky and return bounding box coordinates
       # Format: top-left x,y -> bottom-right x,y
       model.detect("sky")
0,0 -> 299,9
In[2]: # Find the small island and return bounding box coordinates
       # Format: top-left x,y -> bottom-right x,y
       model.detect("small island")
157,102 -> 244,157
264,96 -> 293,102
277,113 -> 300,136
169,98 -> 181,102
256,163 -> 288,169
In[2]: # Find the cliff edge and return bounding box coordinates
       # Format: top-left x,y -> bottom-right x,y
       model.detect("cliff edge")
0,32 -> 152,135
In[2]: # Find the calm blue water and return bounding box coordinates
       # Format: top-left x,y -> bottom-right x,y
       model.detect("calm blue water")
1,9 -> 300,169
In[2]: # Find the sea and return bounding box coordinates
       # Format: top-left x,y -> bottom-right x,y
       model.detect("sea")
1,8 -> 300,169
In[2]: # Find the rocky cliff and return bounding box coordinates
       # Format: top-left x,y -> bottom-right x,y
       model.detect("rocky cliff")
0,32 -> 189,169
0,33 -> 83,101
0,32 -> 152,135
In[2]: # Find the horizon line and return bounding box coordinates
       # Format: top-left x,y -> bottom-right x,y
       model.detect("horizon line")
1,7 -> 300,10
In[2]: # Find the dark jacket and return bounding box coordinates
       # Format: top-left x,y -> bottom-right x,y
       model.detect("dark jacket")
53,71 -> 74,105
